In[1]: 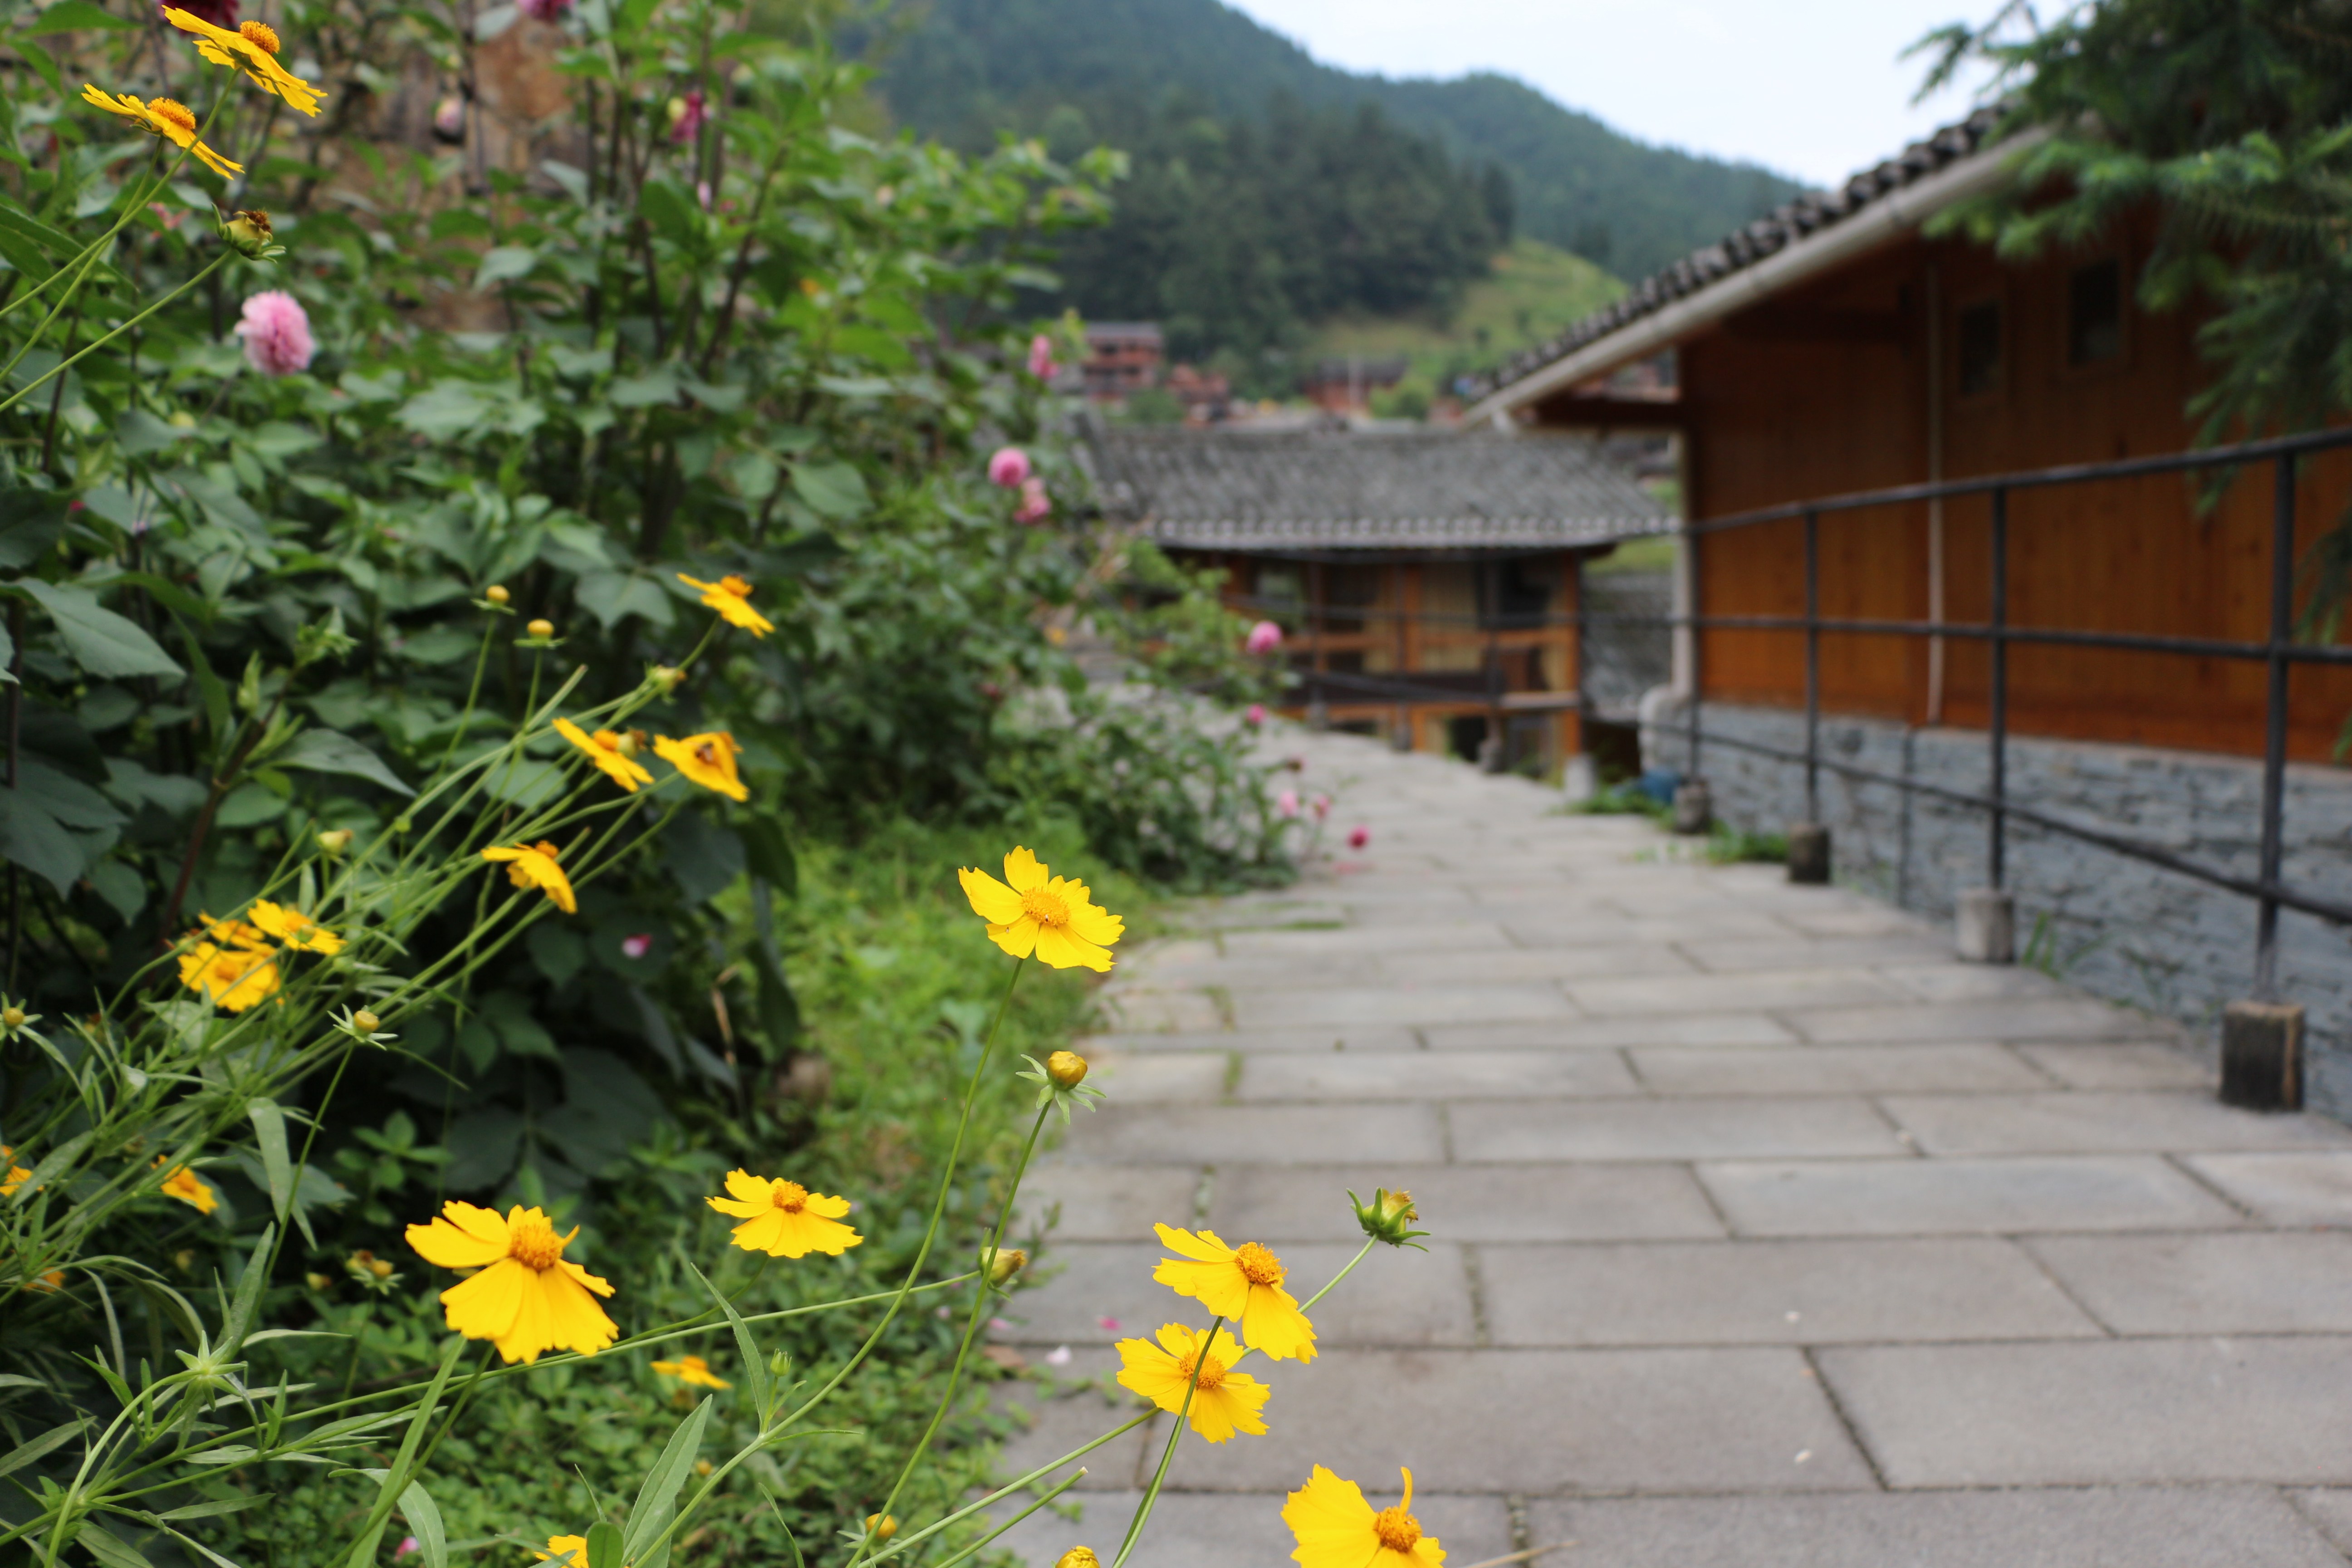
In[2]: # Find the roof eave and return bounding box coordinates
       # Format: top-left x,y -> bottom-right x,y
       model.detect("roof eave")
1462,128 -> 2047,428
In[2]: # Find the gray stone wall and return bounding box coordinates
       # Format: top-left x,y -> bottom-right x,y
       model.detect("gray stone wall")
1642,696 -> 2352,1115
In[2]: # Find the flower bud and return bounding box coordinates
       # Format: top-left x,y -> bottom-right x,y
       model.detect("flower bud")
865,1515 -> 896,1541
222,207 -> 279,259
650,664 -> 685,694
1,1007 -> 23,1030
985,1246 -> 1029,1288
1056,1551 -> 1101,1568
769,1349 -> 791,1376
317,828 -> 353,855
353,1009 -> 381,1034
486,584 -> 510,604
527,618 -> 555,638
694,1459 -> 714,1477
616,728 -> 647,757
305,1272 -> 332,1292
369,1257 -> 393,1279
1045,1049 -> 1088,1089
1349,1186 -> 1428,1249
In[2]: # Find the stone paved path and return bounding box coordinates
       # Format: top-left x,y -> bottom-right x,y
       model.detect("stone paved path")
988,728 -> 2352,1567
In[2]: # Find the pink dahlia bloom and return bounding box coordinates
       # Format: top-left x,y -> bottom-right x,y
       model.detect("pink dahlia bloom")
1244,619 -> 1283,656
518,0 -> 572,20
671,89 -> 707,144
234,291 -> 314,377
1275,789 -> 1300,819
1014,477 -> 1053,524
1311,792 -> 1331,819
1027,333 -> 1057,380
1348,826 -> 1371,850
987,446 -> 1032,489
1244,703 -> 1266,728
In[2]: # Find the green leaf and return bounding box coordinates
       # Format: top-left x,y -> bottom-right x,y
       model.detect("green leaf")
73,1523 -> 154,1568
222,1224 -> 275,1352
608,370 -> 680,408
171,612 -> 232,741
684,1257 -> 769,1418
584,1523 -> 623,1568
0,789 -> 87,897
15,1132 -> 91,1206
0,1417 -> 86,1481
740,820 -> 796,895
21,1 -> 138,33
153,1496 -> 269,1522
5,34 -> 59,94
576,570 -> 676,630
18,581 -> 185,680
475,246 -> 537,289
618,1398 -> 710,1567
248,1098 -> 293,1224
399,1480 -> 448,1568
0,489 -> 67,566
19,757 -> 122,829
790,461 -> 869,519
274,729 -> 415,797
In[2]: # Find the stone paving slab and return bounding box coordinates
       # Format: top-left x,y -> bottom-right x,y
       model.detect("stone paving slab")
998,1241 -> 1475,1349
1238,1048 -> 1638,1102
1453,1096 -> 1907,1162
1630,1044 -> 2051,1096
1478,1238 -> 2100,1347
1817,1337 -> 2352,1486
985,727 -> 2352,1563
2024,1231 -> 2352,1333
1526,1487 -> 2351,1568
1206,1162 -> 1727,1243
1699,1155 -> 2244,1235
1878,1091 -> 2352,1156
2181,1152 -> 2352,1225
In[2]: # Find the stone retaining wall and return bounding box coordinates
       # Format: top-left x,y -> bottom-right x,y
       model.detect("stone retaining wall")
1642,696 -> 2352,1116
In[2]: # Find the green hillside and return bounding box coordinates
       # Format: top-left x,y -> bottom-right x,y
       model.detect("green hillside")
1309,238 -> 1625,394
856,0 -> 1806,281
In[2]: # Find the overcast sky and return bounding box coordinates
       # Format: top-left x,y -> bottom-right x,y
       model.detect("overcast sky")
1218,0 -> 2006,189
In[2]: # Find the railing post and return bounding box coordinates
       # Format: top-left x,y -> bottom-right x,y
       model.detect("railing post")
2223,452 -> 2305,1110
1788,509 -> 1831,882
1959,485 -> 2015,961
1676,524 -> 1711,833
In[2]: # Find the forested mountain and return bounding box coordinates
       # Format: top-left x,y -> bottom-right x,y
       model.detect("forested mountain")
855,0 -> 1806,310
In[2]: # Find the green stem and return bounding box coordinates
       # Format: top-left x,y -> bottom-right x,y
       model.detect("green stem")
1111,1314 -> 1223,1568
0,253 -> 232,418
864,1411 -> 1152,1567
924,1470 -> 1085,1568
1299,1237 -> 1377,1312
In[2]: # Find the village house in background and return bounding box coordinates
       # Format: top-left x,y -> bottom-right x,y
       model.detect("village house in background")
1466,106 -> 2352,1113
1080,321 -> 1165,400
1087,426 -> 1671,770
1299,355 -> 1411,416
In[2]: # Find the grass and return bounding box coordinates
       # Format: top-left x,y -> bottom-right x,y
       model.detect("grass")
1307,238 -> 1624,391
1570,782 -> 1790,865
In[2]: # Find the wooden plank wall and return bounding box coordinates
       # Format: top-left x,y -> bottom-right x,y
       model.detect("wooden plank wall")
1661,217 -> 2352,761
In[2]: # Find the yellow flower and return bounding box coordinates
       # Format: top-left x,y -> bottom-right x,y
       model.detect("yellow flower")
535,1537 -> 623,1568
405,1201 -> 617,1364
159,1163 -> 218,1215
1285,1466 -> 1443,1568
556,717 -> 654,793
249,899 -> 344,954
653,732 -> 749,802
176,940 -> 281,1012
1114,1323 -> 1269,1444
483,842 -> 576,913
956,847 -> 1124,972
651,1353 -> 730,1389
160,8 -> 325,116
1152,1224 -> 1316,1363
1,1147 -> 28,1199
705,1170 -> 862,1258
78,87 -> 243,179
677,573 -> 775,637
1055,1552 -> 1101,1568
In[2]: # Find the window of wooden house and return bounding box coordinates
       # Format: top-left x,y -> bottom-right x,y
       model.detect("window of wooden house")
1480,560 -> 1555,630
1254,562 -> 1303,627
2068,258 -> 2124,367
1957,299 -> 2003,397
1324,564 -> 1384,632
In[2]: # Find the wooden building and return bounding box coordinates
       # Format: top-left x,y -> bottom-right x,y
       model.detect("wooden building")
1086,427 -> 1671,768
1464,108 -> 2352,762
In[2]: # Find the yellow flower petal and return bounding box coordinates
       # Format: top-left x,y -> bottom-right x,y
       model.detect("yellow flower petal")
482,842 -> 576,913
160,1166 -> 217,1214
961,849 -> 1122,969
160,8 -> 326,116
676,573 -> 775,637
705,1171 -> 862,1257
958,866 -> 1025,925
1113,1323 -> 1266,1444
652,732 -> 750,802
556,717 -> 653,792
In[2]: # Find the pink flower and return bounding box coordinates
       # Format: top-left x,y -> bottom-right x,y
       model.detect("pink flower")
1245,620 -> 1283,656
671,89 -> 707,144
517,0 -> 571,19
1311,793 -> 1331,819
394,1541 -> 420,1561
1275,788 -> 1300,819
432,95 -> 466,141
621,933 -> 653,960
1244,703 -> 1266,728
987,446 -> 1032,489
1097,1315 -> 1121,1332
234,291 -> 314,377
696,180 -> 712,211
1044,1344 -> 1073,1367
1014,477 -> 1052,524
1027,333 -> 1057,380
1348,826 -> 1371,850
990,1317 -> 1013,1332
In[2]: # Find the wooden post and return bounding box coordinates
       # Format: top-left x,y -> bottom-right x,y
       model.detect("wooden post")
1401,563 -> 1424,752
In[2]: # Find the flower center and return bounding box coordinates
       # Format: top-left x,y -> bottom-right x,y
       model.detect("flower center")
1019,886 -> 1070,927
1175,1351 -> 1227,1392
719,576 -> 752,596
591,730 -> 622,752
147,98 -> 196,134
240,20 -> 281,53
769,1181 -> 808,1213
1234,1242 -> 1284,1287
1372,1507 -> 1421,1553
507,1213 -> 565,1270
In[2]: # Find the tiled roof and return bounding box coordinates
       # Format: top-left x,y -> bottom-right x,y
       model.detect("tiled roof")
1469,107 -> 2011,403
1085,427 -> 1671,552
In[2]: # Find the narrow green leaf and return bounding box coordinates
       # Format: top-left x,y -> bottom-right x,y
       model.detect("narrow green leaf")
21,0 -> 139,33
343,1337 -> 464,1568
685,1259 -> 768,1418
15,1131 -> 92,1204
584,1521 -> 623,1568
617,1397 -> 710,1564
273,728 -> 415,797
153,1496 -> 269,1521
73,1523 -> 156,1568
398,1479 -> 448,1568
0,1416 -> 86,1480
247,1098 -> 292,1223
221,1223 -> 276,1354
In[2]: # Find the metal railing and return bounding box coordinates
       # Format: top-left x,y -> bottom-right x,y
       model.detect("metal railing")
1225,425 -> 2352,995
